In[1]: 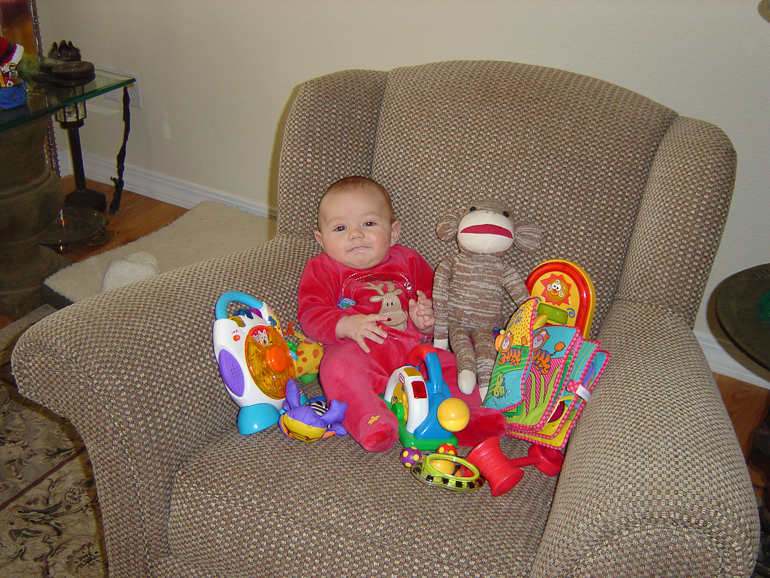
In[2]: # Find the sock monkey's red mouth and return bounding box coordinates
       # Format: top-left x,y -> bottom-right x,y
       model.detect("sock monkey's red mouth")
460,224 -> 513,238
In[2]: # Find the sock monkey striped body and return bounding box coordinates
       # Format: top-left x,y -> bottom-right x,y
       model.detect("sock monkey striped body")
433,199 -> 542,398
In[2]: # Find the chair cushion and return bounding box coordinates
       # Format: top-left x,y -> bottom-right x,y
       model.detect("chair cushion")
168,422 -> 558,577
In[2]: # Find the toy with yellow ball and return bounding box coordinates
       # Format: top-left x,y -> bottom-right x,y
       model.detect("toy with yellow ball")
400,442 -> 485,492
383,345 -> 470,452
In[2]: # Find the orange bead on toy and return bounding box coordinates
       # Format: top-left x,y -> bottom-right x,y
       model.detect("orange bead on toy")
436,442 -> 458,456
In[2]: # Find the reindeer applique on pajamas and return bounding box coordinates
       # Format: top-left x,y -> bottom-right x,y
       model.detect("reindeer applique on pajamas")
298,244 -> 504,452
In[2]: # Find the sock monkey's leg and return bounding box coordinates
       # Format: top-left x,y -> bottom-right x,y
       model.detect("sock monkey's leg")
471,327 -> 497,399
449,324 -> 476,394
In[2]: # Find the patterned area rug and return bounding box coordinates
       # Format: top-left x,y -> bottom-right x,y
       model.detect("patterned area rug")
0,362 -> 107,578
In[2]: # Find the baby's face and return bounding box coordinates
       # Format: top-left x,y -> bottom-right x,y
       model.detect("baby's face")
314,184 -> 400,269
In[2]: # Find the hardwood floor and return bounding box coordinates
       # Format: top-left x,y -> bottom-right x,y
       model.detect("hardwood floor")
56,177 -> 188,264
718,374 -> 770,496
0,177 -> 186,327
3,177 -> 769,497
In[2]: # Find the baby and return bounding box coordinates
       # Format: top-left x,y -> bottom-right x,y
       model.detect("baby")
297,176 -> 505,452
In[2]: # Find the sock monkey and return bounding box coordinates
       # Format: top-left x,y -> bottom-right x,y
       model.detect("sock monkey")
433,199 -> 542,398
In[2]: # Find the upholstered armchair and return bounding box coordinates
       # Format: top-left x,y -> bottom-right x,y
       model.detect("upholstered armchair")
13,60 -> 758,577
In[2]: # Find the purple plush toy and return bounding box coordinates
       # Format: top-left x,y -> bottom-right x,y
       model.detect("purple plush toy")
279,379 -> 347,442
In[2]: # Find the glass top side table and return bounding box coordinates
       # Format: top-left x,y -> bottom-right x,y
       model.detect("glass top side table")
0,68 -> 135,132
0,69 -> 134,319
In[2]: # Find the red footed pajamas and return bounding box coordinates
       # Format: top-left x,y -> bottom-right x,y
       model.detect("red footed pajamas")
298,245 -> 505,452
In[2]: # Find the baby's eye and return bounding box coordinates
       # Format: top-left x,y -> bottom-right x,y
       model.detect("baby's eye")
333,225 -> 346,232
364,221 -> 376,227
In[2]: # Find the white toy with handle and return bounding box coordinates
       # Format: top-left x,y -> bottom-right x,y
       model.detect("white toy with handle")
213,291 -> 296,434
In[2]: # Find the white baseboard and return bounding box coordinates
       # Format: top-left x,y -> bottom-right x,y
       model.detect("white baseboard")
60,151 -> 275,219
696,330 -> 770,389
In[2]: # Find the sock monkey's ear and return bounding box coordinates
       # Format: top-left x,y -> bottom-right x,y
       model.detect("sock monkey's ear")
513,221 -> 543,253
436,208 -> 463,242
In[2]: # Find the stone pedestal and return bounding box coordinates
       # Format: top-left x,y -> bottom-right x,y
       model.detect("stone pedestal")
0,118 -> 69,318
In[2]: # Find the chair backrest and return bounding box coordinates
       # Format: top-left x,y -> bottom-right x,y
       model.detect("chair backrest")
277,60 -> 734,335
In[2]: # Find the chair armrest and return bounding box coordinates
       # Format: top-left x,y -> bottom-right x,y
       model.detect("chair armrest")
616,116 -> 736,328
11,234 -> 319,578
530,298 -> 758,577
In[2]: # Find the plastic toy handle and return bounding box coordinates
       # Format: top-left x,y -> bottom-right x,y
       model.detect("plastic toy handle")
406,343 -> 437,367
509,444 -> 564,476
215,291 -> 265,320
466,437 -> 524,497
406,344 -> 448,398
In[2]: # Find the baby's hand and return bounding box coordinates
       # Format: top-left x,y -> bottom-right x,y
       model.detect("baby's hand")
336,313 -> 389,353
409,290 -> 435,334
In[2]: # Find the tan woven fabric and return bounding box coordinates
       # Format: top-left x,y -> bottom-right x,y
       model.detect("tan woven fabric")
12,60 -> 756,577
167,432 -> 554,577
277,69 -> 388,237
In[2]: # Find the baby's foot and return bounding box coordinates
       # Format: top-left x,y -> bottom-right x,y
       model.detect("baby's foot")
358,411 -> 398,452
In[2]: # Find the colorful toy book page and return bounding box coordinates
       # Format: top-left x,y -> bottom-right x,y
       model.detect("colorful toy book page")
512,349 -> 608,450
503,324 -> 582,433
483,298 -> 539,411
519,342 -> 599,439
483,294 -> 609,451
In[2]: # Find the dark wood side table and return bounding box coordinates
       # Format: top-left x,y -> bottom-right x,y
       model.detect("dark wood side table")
0,69 -> 134,318
716,264 -> 770,371
715,263 -> 770,576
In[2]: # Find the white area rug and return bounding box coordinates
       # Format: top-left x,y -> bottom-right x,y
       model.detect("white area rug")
44,201 -> 276,306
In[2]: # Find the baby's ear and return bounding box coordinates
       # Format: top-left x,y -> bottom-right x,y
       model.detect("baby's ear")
390,220 -> 402,245
313,230 -> 324,249
436,209 -> 462,242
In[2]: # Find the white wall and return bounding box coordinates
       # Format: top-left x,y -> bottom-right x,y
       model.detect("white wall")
36,0 -> 770,385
